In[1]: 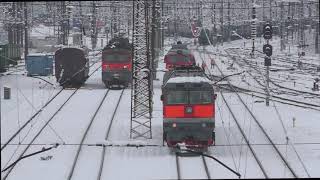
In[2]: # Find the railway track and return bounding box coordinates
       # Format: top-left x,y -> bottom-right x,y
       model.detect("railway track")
67,89 -> 110,180
175,153 -> 211,179
215,48 -> 320,108
1,64 -> 102,180
198,47 -> 320,110
97,89 -> 124,180
226,48 -> 320,97
195,44 -> 300,177
64,89 -> 125,180
1,62 -> 100,152
212,52 -> 298,178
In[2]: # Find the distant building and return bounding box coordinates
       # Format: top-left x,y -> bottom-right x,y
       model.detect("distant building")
0,23 -> 8,44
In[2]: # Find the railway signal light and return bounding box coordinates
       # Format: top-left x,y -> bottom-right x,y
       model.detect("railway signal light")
263,44 -> 273,57
263,23 -> 273,39
252,6 -> 256,19
264,57 -> 271,66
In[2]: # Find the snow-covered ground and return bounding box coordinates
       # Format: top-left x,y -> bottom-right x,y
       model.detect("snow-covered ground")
1,35 -> 320,179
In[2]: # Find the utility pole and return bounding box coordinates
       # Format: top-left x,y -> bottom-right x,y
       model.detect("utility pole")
263,23 -> 273,106
262,0 -> 265,21
227,0 -> 231,43
173,0 -> 177,41
211,0 -> 216,46
79,1 -> 83,46
220,0 -> 224,46
24,2 -> 28,62
251,2 -> 257,58
280,1 -> 285,51
161,0 -> 164,48
269,0 -> 272,21
297,0 -> 305,66
91,1 -> 97,49
315,1 -> 319,55
131,0 -> 153,139
151,0 -> 156,79
17,2 -> 23,47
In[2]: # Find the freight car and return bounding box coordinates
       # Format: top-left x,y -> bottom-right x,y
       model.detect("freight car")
164,43 -> 196,70
161,66 -> 216,151
0,43 -> 21,72
55,47 -> 89,87
102,37 -> 132,88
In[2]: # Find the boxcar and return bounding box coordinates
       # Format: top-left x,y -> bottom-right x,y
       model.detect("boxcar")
0,44 -> 21,72
55,47 -> 89,87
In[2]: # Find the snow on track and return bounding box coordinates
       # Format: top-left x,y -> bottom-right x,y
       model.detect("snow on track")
70,90 -> 124,180
176,155 -> 209,179
1,64 -> 104,179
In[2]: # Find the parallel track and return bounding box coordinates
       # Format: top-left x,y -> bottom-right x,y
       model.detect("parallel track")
1,65 -> 101,180
1,62 -> 100,151
196,45 -> 298,177
213,52 -> 298,178
175,153 -> 211,179
97,89 -> 124,180
204,48 -> 320,110
67,89 -> 110,180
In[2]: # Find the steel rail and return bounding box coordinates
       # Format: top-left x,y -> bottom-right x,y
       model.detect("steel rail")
97,89 -> 125,180
175,154 -> 181,180
226,48 -> 320,97
175,154 -> 211,180
1,62 -> 100,151
213,55 -> 298,178
1,66 -> 101,180
211,49 -> 320,108
67,89 -> 110,180
220,92 -> 268,178
201,155 -> 211,179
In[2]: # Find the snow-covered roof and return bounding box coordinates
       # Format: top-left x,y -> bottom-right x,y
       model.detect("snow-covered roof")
28,53 -> 48,56
167,76 -> 211,84
30,24 -> 55,39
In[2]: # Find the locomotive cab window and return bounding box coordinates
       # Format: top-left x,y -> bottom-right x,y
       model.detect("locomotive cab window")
103,54 -> 131,63
189,91 -> 212,104
167,91 -> 188,104
167,55 -> 191,64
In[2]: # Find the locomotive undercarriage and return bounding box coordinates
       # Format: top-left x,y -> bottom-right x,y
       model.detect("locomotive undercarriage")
102,71 -> 131,89
163,119 -> 215,151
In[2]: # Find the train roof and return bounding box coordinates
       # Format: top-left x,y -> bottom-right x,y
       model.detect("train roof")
163,66 -> 213,90
171,44 -> 188,50
103,37 -> 132,50
167,48 -> 192,56
166,76 -> 211,84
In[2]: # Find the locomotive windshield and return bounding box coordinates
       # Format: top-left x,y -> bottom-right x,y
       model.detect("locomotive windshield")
103,54 -> 131,63
166,90 -> 212,105
167,55 -> 192,64
167,91 -> 188,104
189,91 -> 211,104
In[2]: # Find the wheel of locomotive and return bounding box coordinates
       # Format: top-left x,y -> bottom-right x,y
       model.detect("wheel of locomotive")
212,131 -> 215,145
104,81 -> 109,89
124,81 -> 129,88
162,132 -> 167,146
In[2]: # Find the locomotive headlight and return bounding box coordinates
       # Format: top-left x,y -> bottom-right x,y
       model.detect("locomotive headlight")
172,123 -> 177,128
185,107 -> 193,114
202,123 -> 207,128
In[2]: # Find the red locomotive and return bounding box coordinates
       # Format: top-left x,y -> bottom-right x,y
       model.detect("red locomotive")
164,43 -> 196,70
102,37 -> 132,88
161,66 -> 216,151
